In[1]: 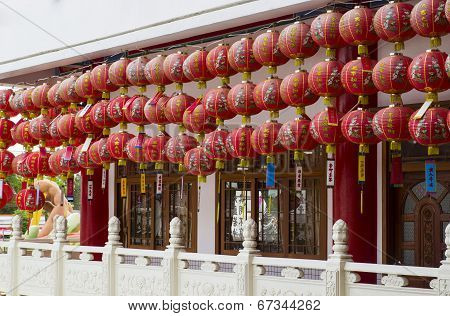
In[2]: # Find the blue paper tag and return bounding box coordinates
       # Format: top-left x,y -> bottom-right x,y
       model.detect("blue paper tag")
425,160 -> 436,193
266,163 -> 275,188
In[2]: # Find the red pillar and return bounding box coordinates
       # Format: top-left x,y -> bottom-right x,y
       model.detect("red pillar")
333,46 -> 378,266
80,168 -> 109,246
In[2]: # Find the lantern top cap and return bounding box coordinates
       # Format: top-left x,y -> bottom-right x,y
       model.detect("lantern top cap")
324,57 -> 336,62
294,69 -> 307,74
389,52 -> 403,57
241,37 -> 252,40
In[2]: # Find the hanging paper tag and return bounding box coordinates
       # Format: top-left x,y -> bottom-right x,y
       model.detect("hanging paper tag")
156,173 -> 163,195
413,100 -> 433,119
358,155 -> 366,183
180,175 -> 184,200
77,103 -> 92,118
120,178 -> 127,197
295,166 -> 303,191
35,183 -> 40,206
136,133 -> 145,149
81,137 -> 93,152
425,160 -> 436,193
140,173 -> 146,194
186,97 -> 202,112
67,178 -> 74,202
0,179 -> 3,199
266,162 -> 275,188
49,113 -> 61,126
390,156 -> 403,185
60,186 -> 64,206
87,180 -> 94,200
101,168 -> 107,189
327,159 -> 335,187
63,146 -> 73,161
327,107 -> 338,126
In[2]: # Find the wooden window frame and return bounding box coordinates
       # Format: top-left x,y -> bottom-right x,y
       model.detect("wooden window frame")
215,151 -> 327,260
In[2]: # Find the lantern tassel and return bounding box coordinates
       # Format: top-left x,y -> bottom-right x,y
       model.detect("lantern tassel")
394,41 -> 405,52
242,72 -> 251,81
326,48 -> 336,58
428,145 -> 439,156
430,37 -> 441,48
357,44 -> 368,56
326,144 -> 336,154
294,58 -> 304,68
216,171 -> 221,224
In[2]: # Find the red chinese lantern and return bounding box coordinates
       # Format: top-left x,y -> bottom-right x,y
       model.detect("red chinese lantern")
408,107 -> 450,155
0,149 -> 14,178
410,0 -> 449,48
58,76 -> 83,105
203,129 -> 232,169
126,134 -> 148,166
279,114 -> 318,160
372,105 -> 414,184
74,144 -> 99,175
250,121 -> 285,163
228,126 -> 257,167
144,55 -> 172,90
75,106 -> 102,136
47,82 -> 69,109
184,147 -> 216,182
49,115 -> 67,145
165,133 -> 198,170
89,138 -> 112,169
25,151 -> 51,179
59,146 -> 81,175
13,153 -> 33,179
310,109 -> 345,153
0,118 -> 15,148
183,49 -> 214,88
339,6 -> 379,55
280,70 -> 319,113
90,63 -> 119,99
372,53 -> 413,103
144,93 -> 171,130
31,83 -> 51,113
308,59 -> 345,105
183,103 -> 217,137
253,76 -> 287,118
106,95 -> 130,130
163,52 -> 190,90
373,1 -> 416,51
144,132 -> 170,170
228,37 -> 262,80
126,56 -> 150,91
279,22 -> 319,66
57,111 -> 83,142
75,71 -> 101,104
106,131 -> 133,165
311,10 -> 346,57
446,54 -> 450,77
90,99 -> 117,135
21,88 -> 38,115
341,109 -> 380,153
204,86 -> 236,125
408,50 -> 447,98
227,81 -> 261,123
0,182 -> 13,209
123,95 -> 150,131
0,89 -> 14,117
252,30 -> 289,74
109,57 -> 131,94
16,187 -> 45,213
10,90 -> 26,115
341,57 -> 378,105
206,44 -> 237,84
29,115 -> 52,146
12,121 -> 38,148
48,149 -> 64,176
165,93 -> 195,126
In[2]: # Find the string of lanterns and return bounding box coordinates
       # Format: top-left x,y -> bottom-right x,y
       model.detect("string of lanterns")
0,0 -> 449,222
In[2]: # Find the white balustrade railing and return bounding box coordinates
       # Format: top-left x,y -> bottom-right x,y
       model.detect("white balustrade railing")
0,215 -> 449,296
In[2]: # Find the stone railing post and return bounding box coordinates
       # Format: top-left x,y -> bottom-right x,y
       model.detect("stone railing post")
235,218 -> 260,296
163,217 -> 186,295
436,223 -> 450,296
102,216 -> 123,296
323,219 -> 353,296
51,215 -> 68,295
6,215 -> 23,296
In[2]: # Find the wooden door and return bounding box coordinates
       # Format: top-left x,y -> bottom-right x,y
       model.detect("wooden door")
394,171 -> 450,268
